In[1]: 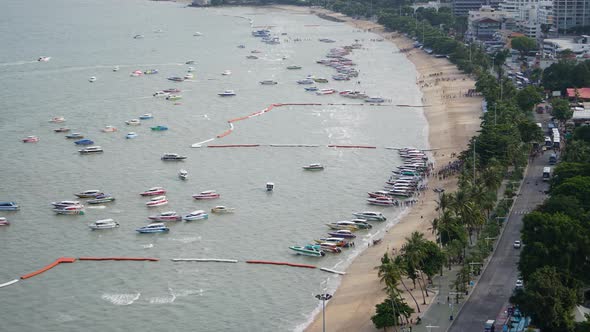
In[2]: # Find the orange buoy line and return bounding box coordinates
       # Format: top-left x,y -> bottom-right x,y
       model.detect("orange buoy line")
216,129 -> 233,138
327,144 -> 377,149
245,260 -> 316,269
207,144 -> 260,148
77,257 -> 159,262
20,257 -> 77,279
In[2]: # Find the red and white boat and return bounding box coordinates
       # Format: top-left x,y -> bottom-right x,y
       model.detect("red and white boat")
367,196 -> 396,206
316,88 -> 337,95
148,211 -> 181,221
102,126 -> 117,133
0,217 -> 10,226
140,187 -> 167,196
22,136 -> 39,143
146,195 -> 168,207
192,190 -> 220,200
53,204 -> 85,215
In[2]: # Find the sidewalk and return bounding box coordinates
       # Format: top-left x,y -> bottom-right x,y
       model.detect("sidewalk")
413,266 -> 464,332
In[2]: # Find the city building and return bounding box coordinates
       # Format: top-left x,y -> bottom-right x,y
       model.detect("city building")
452,0 -> 503,16
553,0 -> 590,32
543,35 -> 590,57
191,0 -> 210,6
467,6 -> 516,40
498,0 -> 554,39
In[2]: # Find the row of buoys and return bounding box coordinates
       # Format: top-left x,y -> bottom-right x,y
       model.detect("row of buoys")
0,256 -> 345,289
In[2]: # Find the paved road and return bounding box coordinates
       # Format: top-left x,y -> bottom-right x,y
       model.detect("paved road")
448,149 -> 552,331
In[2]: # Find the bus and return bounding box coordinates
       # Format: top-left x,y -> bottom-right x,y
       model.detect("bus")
543,167 -> 551,181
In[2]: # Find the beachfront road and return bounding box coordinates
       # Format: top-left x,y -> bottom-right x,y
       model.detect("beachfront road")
448,150 -> 551,331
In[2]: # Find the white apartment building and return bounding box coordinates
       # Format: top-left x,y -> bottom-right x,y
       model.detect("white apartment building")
467,6 -> 516,40
499,0 -> 554,39
553,0 -> 590,32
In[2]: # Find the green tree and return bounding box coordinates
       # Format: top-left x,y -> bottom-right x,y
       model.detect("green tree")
511,36 -> 537,58
551,98 -> 573,123
371,293 -> 415,330
516,85 -> 543,113
511,266 -> 578,332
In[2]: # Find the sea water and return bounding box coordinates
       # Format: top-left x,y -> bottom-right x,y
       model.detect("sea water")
0,0 -> 426,330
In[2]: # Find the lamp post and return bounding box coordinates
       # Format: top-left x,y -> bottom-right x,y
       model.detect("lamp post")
315,293 -> 332,332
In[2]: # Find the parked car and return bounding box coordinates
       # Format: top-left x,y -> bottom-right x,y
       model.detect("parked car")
513,240 -> 521,249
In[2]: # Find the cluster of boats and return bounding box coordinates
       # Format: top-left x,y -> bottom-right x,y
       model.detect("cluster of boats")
289,211 -> 387,257
366,148 -> 430,206
0,202 -> 20,226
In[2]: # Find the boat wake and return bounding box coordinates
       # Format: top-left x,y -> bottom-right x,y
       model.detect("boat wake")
101,292 -> 141,305
170,236 -> 201,244
148,294 -> 176,304
86,205 -> 106,209
142,244 -> 154,249
172,288 -> 204,297
54,312 -> 76,323
0,60 -> 37,67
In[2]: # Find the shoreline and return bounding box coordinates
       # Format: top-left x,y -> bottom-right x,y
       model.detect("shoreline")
276,6 -> 483,331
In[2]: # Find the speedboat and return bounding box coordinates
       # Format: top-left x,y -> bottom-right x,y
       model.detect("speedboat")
38,56 -> 51,62
146,195 -> 168,207
222,70 -> 232,75
140,187 -> 166,196
368,191 -> 393,198
183,73 -> 193,80
260,80 -> 278,85
327,230 -> 356,239
166,95 -> 182,101
89,76 -> 97,83
287,65 -> 302,70
51,200 -> 81,208
211,206 -> 234,214
296,79 -> 314,85
184,210 -> 208,221
353,211 -> 387,221
179,169 -> 188,180
218,90 -> 236,96
237,44 -> 245,48
144,69 -> 159,75
161,153 -> 186,161
318,242 -> 342,253
74,139 -> 94,145
246,55 -> 258,60
151,125 -> 168,131
102,126 -> 117,133
192,190 -> 220,200
193,32 -> 202,36
148,211 -> 182,222
49,116 -> 65,123
313,77 -> 329,83
79,146 -> 104,154
163,88 -> 181,93
153,91 -> 170,97
365,97 -> 386,103
352,219 -> 373,229
53,205 -> 85,215
130,70 -> 143,77
167,77 -> 185,82
187,67 -> 195,72
289,245 -> 325,257
326,221 -> 359,231
185,60 -> 195,65
136,223 -> 170,233
0,202 -> 19,211
139,113 -> 154,120
89,219 -> 119,230
304,86 -> 318,92
316,89 -> 336,95
87,194 -> 115,204
22,136 -> 39,143
133,34 -> 144,39
53,127 -> 70,133
65,133 -> 84,139
0,217 -> 9,226
126,132 -> 138,139
113,66 -> 119,72
126,119 -> 141,126
367,196 -> 396,206
75,190 -> 103,198
315,237 -> 350,247
302,163 -> 324,171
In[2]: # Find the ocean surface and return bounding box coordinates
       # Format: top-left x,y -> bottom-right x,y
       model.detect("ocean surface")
0,1 -> 426,331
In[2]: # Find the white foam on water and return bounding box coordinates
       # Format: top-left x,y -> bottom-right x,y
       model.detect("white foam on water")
87,205 -> 106,209
170,236 -> 200,244
172,288 -> 204,297
101,293 -> 141,306
55,312 -> 76,323
148,294 -> 176,304
142,244 -> 154,249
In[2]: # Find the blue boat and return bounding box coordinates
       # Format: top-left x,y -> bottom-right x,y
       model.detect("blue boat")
139,114 -> 153,120
136,223 -> 169,233
126,132 -> 138,139
304,86 -> 318,92
0,202 -> 19,211
74,139 -> 94,145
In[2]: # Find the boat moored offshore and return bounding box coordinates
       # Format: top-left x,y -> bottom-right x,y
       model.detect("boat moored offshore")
193,190 -> 220,200
140,187 -> 167,196
145,195 -> 168,207
148,211 -> 182,222
136,223 -> 169,233
289,245 -> 325,257
89,219 -> 119,230
0,202 -> 19,211
183,210 -> 209,221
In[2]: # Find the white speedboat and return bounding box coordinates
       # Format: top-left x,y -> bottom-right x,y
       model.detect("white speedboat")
260,80 -> 278,85
49,116 -> 66,123
302,163 -> 324,171
126,132 -> 138,139
146,195 -> 168,207
367,196 -> 396,206
52,200 -> 82,208
193,32 -> 202,36
136,223 -> 169,233
89,219 -> 119,230
75,190 -> 102,198
161,153 -> 187,161
79,146 -> 104,154
218,90 -> 236,96
192,190 -> 220,200
89,76 -> 97,83
126,119 -> 141,126
0,217 -> 9,226
326,221 -> 359,231
140,187 -> 166,196
102,126 -> 117,132
38,56 -> 51,62
184,210 -> 208,221
148,211 -> 181,222
113,66 -> 120,72
222,70 -> 232,76
184,73 -> 194,80
179,169 -> 188,180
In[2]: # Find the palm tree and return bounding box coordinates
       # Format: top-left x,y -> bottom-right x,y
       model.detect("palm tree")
376,252 -> 421,313
401,232 -> 429,304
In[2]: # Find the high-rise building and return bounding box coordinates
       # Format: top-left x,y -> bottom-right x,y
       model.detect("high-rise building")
453,0 -> 503,16
553,0 -> 590,32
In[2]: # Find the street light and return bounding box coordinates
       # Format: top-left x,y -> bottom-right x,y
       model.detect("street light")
315,293 -> 332,332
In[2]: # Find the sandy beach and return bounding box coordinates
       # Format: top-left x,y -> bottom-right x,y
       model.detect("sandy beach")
271,7 -> 484,332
